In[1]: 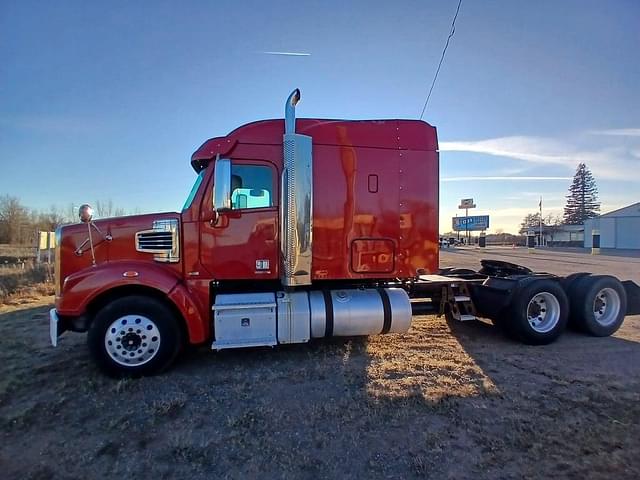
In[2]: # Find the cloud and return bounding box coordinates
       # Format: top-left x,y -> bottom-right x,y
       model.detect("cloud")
262,51 -> 311,56
439,133 -> 640,181
587,128 -> 640,137
440,136 -> 574,165
442,176 -> 571,182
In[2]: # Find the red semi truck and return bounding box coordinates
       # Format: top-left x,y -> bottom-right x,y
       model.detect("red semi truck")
50,90 -> 640,376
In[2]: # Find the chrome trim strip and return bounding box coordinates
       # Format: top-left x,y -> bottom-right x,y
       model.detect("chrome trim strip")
211,302 -> 277,311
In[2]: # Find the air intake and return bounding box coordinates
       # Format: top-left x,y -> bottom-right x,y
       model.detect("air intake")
281,89 -> 313,287
135,218 -> 180,263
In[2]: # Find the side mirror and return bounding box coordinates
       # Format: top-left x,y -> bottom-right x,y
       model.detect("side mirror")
213,156 -> 232,212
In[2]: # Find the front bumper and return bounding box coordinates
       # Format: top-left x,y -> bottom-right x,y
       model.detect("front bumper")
49,309 -> 67,347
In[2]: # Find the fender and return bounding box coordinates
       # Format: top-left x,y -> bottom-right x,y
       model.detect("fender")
56,260 -> 208,343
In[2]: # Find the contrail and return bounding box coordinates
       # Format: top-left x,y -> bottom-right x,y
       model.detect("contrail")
441,176 -> 571,182
588,128 -> 640,137
263,51 -> 311,56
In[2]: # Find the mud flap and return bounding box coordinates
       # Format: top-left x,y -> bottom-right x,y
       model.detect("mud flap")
623,281 -> 640,316
468,282 -> 514,319
49,309 -> 70,347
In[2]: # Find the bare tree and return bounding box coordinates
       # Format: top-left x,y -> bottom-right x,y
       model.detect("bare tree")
0,195 -> 30,244
36,206 -> 66,231
94,199 -> 114,218
519,212 -> 542,234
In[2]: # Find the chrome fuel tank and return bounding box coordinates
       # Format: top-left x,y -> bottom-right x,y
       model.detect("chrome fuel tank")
309,288 -> 411,338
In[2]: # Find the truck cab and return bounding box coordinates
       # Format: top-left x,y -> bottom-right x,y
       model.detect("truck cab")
51,90 -> 440,376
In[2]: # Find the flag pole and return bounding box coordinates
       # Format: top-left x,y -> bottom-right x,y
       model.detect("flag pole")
539,196 -> 543,247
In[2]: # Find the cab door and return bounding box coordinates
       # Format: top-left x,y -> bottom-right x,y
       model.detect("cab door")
200,159 -> 279,280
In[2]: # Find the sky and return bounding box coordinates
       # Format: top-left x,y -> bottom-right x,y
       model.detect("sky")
1,0 -> 639,233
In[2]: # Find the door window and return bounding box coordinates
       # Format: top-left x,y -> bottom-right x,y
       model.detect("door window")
231,164 -> 274,210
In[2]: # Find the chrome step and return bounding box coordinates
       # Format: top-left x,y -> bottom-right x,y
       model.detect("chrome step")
459,314 -> 477,322
454,295 -> 471,302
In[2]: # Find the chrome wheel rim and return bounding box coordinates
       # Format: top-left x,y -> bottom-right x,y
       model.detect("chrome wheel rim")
593,287 -> 621,327
527,292 -> 561,333
104,315 -> 161,367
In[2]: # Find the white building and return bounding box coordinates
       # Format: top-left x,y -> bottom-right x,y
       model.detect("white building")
584,202 -> 640,250
543,224 -> 584,246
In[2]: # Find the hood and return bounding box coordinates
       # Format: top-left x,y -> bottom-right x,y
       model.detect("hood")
57,212 -> 182,288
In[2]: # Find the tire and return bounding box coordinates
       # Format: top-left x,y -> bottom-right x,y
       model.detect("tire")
564,273 -> 590,329
88,295 -> 183,377
562,272 -> 590,292
568,275 -> 627,337
505,279 -> 569,345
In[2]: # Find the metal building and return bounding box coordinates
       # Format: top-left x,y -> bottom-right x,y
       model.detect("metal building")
584,202 -> 640,250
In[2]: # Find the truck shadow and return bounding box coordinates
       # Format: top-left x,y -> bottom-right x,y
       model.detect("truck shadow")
445,312 -> 640,394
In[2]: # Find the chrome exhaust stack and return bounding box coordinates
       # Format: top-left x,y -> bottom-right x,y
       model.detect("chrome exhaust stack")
281,89 -> 313,287
285,89 -> 301,134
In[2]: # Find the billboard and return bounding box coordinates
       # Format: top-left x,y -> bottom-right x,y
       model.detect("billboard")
452,215 -> 490,231
458,198 -> 476,209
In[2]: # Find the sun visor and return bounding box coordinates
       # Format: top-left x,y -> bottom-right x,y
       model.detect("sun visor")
190,138 -> 238,172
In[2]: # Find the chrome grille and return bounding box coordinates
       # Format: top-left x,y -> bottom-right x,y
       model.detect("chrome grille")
137,231 -> 173,250
135,219 -> 180,263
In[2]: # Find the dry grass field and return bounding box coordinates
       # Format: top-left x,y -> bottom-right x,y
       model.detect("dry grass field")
1,247 -> 639,479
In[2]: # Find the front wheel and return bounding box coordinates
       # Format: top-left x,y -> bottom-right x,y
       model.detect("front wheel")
88,295 -> 183,377
505,279 -> 569,345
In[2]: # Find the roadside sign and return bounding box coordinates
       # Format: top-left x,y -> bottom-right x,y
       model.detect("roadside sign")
458,198 -> 476,209
39,232 -> 49,250
452,215 -> 490,231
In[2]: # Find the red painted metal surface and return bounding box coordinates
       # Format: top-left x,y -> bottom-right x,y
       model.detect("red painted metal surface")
192,118 -> 439,279
192,119 -> 438,169
55,213 -> 211,343
197,158 -> 280,280
56,117 -> 439,345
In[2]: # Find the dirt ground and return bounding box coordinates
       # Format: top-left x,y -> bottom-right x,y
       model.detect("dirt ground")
1,247 -> 639,479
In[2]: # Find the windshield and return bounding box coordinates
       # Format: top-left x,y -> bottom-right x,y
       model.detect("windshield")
181,170 -> 206,210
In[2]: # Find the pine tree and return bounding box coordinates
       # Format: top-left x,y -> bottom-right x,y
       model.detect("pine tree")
563,163 -> 600,224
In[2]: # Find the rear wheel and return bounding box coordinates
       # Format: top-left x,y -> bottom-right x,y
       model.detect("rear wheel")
569,275 -> 627,337
564,272 -> 590,329
505,279 -> 569,344
88,295 -> 183,377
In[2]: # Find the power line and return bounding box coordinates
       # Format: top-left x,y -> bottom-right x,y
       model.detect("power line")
419,0 -> 463,120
